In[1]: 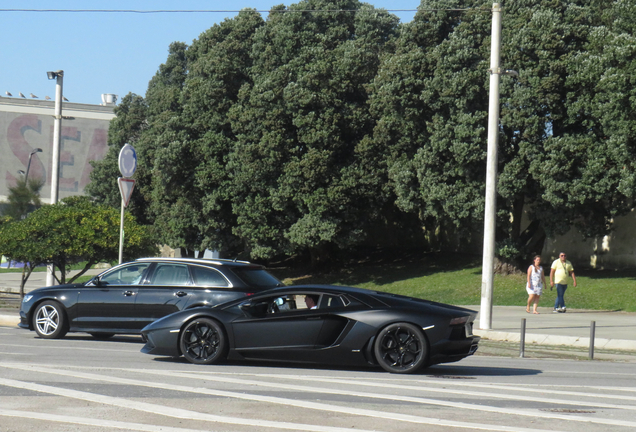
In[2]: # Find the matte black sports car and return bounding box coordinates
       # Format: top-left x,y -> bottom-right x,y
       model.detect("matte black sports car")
141,285 -> 480,374
19,258 -> 283,339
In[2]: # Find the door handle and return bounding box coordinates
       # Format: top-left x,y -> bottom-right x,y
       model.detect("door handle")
123,291 -> 135,296
175,291 -> 188,297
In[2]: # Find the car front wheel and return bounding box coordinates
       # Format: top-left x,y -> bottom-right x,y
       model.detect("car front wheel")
33,300 -> 68,339
180,318 -> 227,365
374,322 -> 428,374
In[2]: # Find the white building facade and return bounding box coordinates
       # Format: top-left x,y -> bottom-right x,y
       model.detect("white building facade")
0,97 -> 115,204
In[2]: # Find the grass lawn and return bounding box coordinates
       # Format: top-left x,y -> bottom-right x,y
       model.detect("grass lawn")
275,252 -> 636,312
3,253 -> 634,312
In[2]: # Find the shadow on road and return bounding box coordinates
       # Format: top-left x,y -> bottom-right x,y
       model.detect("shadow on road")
149,356 -> 541,377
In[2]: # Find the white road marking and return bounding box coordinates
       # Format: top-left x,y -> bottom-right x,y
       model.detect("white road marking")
129,368 -> 636,421
1,343 -> 137,353
237,372 -> 636,406
219,370 -> 636,400
0,409 -> 233,432
0,377 -> 373,432
0,364 -> 558,432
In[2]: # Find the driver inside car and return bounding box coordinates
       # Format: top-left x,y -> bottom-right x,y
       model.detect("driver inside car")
304,295 -> 319,310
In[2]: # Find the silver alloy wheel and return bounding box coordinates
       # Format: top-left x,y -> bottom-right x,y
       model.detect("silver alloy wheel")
33,301 -> 68,339
35,304 -> 59,336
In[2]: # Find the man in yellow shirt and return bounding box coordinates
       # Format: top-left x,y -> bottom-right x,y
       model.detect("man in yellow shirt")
550,252 -> 576,313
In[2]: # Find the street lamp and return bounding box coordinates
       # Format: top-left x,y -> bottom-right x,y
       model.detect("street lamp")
46,70 -> 63,287
24,148 -> 43,181
46,70 -> 63,205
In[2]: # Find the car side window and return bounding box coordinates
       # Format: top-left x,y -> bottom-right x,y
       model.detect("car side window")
100,263 -> 150,286
320,294 -> 347,308
149,263 -> 192,286
191,266 -> 230,287
267,294 -> 323,314
269,295 -> 297,313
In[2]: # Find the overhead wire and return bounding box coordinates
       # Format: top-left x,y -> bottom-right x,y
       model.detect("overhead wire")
0,8 -> 479,14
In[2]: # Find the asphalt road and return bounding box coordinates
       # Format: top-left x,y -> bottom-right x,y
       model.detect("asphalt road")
2,326 -> 636,432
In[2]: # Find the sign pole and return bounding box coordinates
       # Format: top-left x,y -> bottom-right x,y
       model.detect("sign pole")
119,198 -> 125,264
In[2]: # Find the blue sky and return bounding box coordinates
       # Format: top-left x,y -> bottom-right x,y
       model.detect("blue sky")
0,1 -> 419,106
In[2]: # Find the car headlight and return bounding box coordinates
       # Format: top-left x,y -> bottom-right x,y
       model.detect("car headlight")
22,295 -> 33,303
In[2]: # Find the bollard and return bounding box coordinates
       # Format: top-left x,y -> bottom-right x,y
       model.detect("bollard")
589,321 -> 596,360
520,318 -> 526,358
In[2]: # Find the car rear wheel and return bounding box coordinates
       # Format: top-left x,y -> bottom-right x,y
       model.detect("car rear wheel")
33,300 -> 68,339
180,318 -> 227,365
374,322 -> 428,374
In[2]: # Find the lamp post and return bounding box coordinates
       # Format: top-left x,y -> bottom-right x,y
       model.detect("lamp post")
24,148 -> 43,182
46,70 -> 63,287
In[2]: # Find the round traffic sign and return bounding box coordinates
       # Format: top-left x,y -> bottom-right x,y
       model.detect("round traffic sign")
118,144 -> 137,178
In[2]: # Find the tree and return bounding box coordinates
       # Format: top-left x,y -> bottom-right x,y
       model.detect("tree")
0,197 -> 157,295
368,0 -> 489,248
368,0 -> 636,266
148,12 -> 264,256
496,0 -> 601,255
89,14 -> 266,257
526,0 -> 636,240
3,177 -> 44,220
229,0 -> 400,263
86,0 -> 636,269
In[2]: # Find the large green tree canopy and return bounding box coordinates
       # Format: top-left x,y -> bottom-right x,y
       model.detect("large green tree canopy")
88,0 -> 636,265
229,0 -> 400,261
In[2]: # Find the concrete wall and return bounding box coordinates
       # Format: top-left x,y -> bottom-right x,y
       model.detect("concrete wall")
542,209 -> 636,269
0,98 -> 115,204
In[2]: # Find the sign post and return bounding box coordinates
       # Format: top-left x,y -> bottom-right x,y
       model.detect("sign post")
118,144 -> 137,264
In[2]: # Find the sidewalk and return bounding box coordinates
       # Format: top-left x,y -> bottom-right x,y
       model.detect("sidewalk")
472,305 -> 636,352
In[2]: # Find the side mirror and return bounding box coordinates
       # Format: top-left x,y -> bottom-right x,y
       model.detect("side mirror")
238,301 -> 252,312
91,277 -> 107,287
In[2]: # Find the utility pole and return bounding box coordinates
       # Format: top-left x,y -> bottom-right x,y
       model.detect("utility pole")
480,4 -> 502,330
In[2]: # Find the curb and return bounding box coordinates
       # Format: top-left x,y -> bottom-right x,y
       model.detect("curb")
1,287 -> 31,295
475,329 -> 636,352
0,314 -> 19,328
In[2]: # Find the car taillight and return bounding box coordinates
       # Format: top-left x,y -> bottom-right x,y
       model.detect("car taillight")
449,316 -> 469,326
245,292 -> 255,296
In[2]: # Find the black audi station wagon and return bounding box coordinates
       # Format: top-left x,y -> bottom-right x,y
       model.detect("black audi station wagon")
19,258 -> 283,339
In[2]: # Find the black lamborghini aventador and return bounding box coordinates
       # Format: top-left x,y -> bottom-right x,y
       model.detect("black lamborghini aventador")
140,285 -> 480,374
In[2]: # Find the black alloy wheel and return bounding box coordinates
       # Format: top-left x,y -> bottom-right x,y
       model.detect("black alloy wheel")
374,322 -> 428,374
180,318 -> 227,365
33,300 -> 68,339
